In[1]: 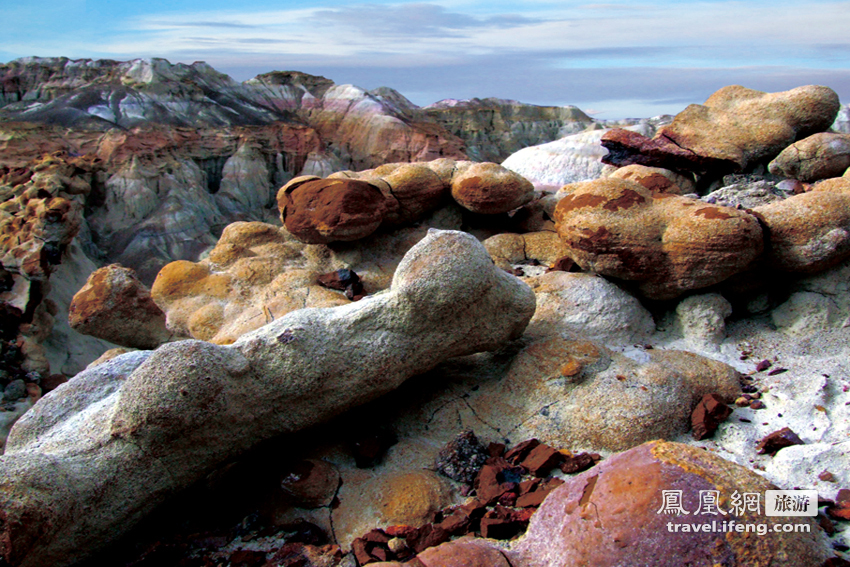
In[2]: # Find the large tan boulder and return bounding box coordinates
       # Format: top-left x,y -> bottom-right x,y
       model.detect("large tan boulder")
68,264 -> 170,349
753,177 -> 850,273
450,162 -> 534,214
0,230 -> 536,567
768,132 -> 850,182
510,441 -> 831,567
553,177 -> 763,299
602,85 -> 840,174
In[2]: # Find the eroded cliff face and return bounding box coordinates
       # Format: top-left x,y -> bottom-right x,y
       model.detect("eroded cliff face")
0,57 -> 471,378
0,57 -> 467,171
424,98 -> 595,162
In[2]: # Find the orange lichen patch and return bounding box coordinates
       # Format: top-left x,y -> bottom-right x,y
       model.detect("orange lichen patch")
694,207 -> 734,220
378,471 -> 451,528
151,261 -> 232,300
560,357 -> 583,377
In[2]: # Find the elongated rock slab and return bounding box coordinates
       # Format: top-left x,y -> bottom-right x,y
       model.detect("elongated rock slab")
0,229 -> 536,567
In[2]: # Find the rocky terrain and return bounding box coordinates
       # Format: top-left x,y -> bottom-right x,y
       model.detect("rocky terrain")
2,57 -> 850,567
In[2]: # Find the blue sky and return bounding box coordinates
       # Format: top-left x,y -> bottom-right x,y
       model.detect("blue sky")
3,0 -> 849,118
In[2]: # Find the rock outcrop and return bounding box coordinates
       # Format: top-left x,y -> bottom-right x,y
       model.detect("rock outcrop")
0,230 -> 536,567
280,159 -> 533,244
424,98 -> 594,162
601,85 -> 840,175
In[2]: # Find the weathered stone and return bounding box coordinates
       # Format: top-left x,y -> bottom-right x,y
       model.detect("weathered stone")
378,471 -> 451,528
754,177 -> 850,273
603,85 -> 841,174
769,132 -> 850,182
0,230 -> 536,567
68,264 -> 171,349
279,459 -> 340,509
691,393 -> 733,440
416,538 -> 511,567
554,177 -> 763,299
675,292 -> 733,350
278,177 -> 387,244
520,443 -> 564,477
526,271 -> 655,343
151,221 -> 351,344
702,178 -> 792,209
434,430 -> 489,485
510,441 -> 831,567
757,427 -> 805,456
450,162 -> 534,214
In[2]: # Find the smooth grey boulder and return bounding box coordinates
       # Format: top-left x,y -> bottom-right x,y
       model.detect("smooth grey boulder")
0,229 -> 536,567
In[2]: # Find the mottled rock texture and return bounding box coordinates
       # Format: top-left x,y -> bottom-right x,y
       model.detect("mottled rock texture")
68,264 -> 170,349
0,230 -> 535,567
511,441 -> 831,567
602,85 -> 840,174
278,177 -> 388,244
553,177 -> 763,299
607,163 -> 694,195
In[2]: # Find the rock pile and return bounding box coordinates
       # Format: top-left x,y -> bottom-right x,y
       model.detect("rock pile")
0,230 -> 536,567
280,159 -> 534,244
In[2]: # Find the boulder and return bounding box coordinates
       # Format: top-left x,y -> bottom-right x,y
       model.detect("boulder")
278,177 -> 388,244
602,85 -> 840,174
150,206 -> 469,344
483,231 -> 570,270
68,264 -> 171,349
450,162 -> 535,214
377,471 -> 451,527
510,441 -> 831,567
418,538 -> 512,567
768,132 -> 850,182
753,177 -> 850,273
553,177 -> 763,299
702,178 -> 791,209
151,221 -> 350,344
0,230 -> 536,567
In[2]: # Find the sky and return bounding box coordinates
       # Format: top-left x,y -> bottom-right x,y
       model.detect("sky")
3,0 -> 850,119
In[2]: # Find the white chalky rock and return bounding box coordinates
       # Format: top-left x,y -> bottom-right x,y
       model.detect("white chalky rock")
676,293 -> 733,349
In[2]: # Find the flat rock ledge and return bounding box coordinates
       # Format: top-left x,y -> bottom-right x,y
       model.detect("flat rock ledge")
0,230 -> 536,567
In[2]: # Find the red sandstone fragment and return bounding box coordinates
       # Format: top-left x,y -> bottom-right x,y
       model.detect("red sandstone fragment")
756,427 -> 804,456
